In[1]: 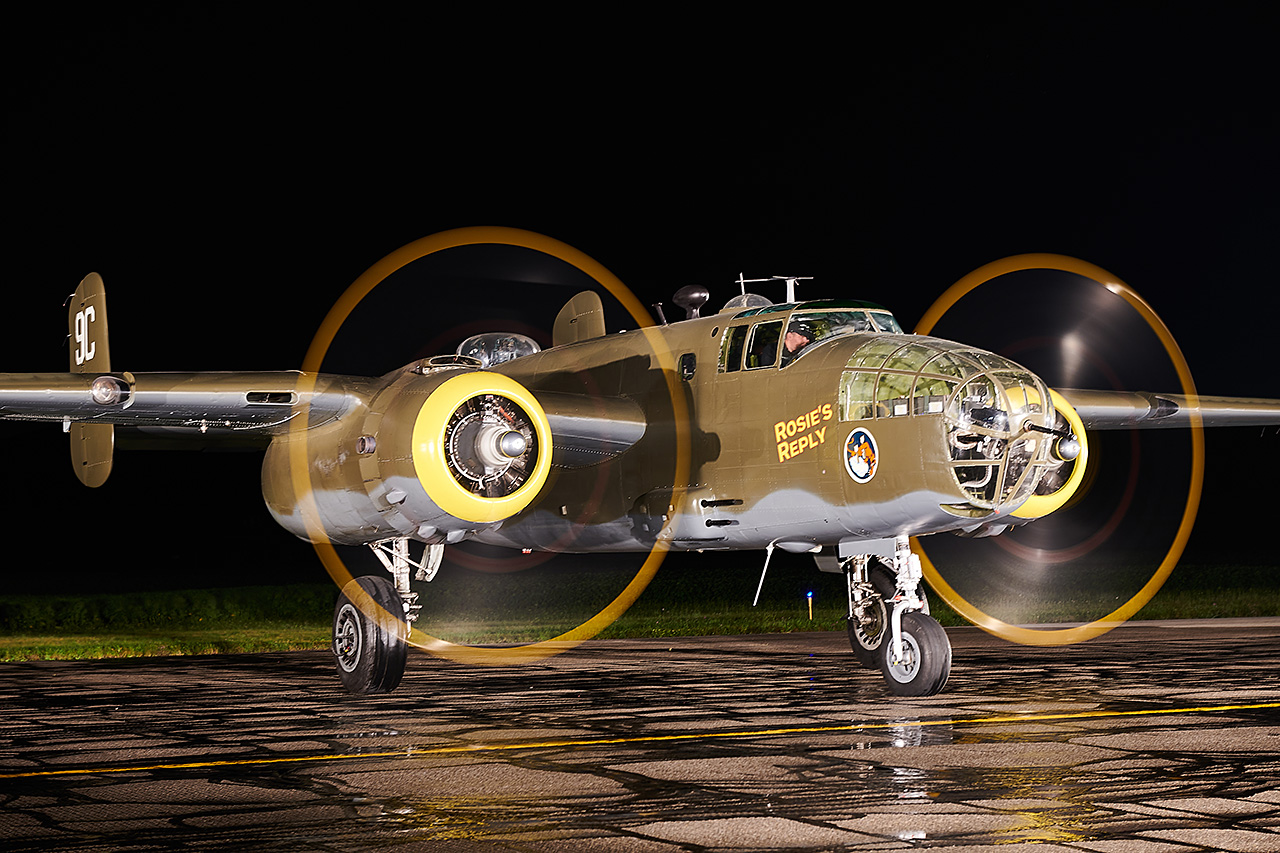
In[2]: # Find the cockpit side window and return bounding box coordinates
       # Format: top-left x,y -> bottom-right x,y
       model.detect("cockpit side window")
780,318 -> 816,367
746,321 -> 782,369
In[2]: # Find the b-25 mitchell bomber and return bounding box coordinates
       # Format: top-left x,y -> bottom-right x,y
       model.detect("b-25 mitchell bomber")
3,229 -> 1277,697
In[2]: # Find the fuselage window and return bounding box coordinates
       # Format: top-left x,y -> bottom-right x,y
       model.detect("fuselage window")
913,376 -> 955,414
679,352 -> 696,380
839,371 -> 877,421
884,342 -> 934,373
844,370 -> 955,420
719,325 -> 748,372
805,311 -> 873,339
876,371 -> 914,418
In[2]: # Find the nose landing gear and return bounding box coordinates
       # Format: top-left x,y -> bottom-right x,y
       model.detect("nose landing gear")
842,537 -> 952,696
880,610 -> 951,696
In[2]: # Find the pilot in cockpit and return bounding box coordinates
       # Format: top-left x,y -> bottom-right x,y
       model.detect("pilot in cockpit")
780,319 -> 814,367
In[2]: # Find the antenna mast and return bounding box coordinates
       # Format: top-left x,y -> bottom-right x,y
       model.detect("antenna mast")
736,274 -> 812,304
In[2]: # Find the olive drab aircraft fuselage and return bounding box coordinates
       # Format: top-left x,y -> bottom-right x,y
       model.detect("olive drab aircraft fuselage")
3,272 -> 1278,697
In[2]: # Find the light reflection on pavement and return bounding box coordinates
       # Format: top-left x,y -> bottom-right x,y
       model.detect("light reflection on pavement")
0,620 -> 1277,851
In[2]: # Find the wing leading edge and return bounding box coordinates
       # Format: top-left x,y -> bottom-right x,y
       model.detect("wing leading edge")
0,371 -> 360,434
1055,388 -> 1280,430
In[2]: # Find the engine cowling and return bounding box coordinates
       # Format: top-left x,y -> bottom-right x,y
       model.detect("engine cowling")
409,371 -> 553,524
261,370 -> 553,545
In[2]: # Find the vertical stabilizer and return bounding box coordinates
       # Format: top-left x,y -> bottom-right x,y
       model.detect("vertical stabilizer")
552,291 -> 606,348
69,273 -> 110,373
67,273 -> 114,487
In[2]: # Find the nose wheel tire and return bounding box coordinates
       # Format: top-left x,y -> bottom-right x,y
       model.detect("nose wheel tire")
879,611 -> 951,697
848,563 -> 896,668
333,575 -> 408,694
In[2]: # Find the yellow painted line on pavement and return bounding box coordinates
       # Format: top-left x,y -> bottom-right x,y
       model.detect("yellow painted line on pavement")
2,701 -> 1276,780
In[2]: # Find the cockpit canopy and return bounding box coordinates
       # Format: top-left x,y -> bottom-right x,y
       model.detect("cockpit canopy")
456,332 -> 542,369
719,301 -> 904,372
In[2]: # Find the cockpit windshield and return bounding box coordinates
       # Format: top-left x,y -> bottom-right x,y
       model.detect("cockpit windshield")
868,311 -> 903,333
779,310 -> 902,366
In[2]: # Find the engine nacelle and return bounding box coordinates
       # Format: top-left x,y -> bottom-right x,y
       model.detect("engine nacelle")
261,370 -> 552,545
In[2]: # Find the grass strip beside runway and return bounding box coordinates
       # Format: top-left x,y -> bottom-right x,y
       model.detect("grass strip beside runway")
1,561 -> 1275,661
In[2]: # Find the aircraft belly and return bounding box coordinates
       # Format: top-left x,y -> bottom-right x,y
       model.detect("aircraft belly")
474,482 -> 971,553
670,486 -> 969,549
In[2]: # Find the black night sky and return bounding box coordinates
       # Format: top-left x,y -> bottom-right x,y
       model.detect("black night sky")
4,6 -> 1276,593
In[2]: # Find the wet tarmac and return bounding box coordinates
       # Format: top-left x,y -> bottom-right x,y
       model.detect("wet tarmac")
1,620 -> 1278,852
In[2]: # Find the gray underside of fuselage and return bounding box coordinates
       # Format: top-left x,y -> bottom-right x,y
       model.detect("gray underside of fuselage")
474,486 -> 990,554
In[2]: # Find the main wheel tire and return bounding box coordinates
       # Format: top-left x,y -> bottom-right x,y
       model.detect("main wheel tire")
848,563 -> 895,668
878,611 -> 951,697
333,575 -> 408,694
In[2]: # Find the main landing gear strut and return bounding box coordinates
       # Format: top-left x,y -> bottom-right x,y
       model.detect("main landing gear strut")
842,536 -> 951,696
332,538 -> 442,694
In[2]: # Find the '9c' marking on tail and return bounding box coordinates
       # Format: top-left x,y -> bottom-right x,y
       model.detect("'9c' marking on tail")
74,307 -> 96,365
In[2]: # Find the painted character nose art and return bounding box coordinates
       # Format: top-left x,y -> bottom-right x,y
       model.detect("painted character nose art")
844,428 -> 878,483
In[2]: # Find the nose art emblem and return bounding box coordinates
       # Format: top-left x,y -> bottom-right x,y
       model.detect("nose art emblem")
844,428 -> 878,484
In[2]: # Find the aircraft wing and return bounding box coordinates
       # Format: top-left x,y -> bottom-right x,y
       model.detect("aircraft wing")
1055,388 -> 1280,430
0,371 -> 359,435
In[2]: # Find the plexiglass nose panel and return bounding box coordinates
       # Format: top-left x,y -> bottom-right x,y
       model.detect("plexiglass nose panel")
840,337 -> 1059,510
